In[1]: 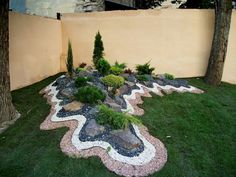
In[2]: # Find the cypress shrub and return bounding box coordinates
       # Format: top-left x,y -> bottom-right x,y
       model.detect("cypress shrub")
93,31 -> 104,67
67,40 -> 74,78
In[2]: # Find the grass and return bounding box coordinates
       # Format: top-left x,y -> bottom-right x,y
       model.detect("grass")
0,75 -> 235,177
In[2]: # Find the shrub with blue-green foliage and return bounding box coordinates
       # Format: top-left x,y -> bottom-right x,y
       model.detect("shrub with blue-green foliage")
75,86 -> 106,104
96,58 -> 111,75
97,104 -> 142,129
136,61 -> 155,75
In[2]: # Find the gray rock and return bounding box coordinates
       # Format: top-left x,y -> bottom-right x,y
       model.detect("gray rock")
78,70 -> 93,77
60,87 -> 77,99
105,95 -> 114,104
118,85 -> 129,95
108,102 -> 122,112
93,81 -> 106,90
143,81 -> 153,88
120,73 -> 129,79
56,77 -> 70,86
63,101 -> 83,112
156,79 -> 165,86
114,96 -> 126,108
125,81 -> 135,87
85,119 -> 105,137
127,75 -> 136,82
66,80 -> 75,88
110,129 -> 142,150
177,79 -> 189,87
88,106 -> 99,115
144,74 -> 154,81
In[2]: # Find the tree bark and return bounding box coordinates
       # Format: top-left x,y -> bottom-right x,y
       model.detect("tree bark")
0,0 -> 18,124
204,0 -> 232,85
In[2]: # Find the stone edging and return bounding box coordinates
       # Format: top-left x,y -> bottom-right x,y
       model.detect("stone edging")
39,77 -> 203,176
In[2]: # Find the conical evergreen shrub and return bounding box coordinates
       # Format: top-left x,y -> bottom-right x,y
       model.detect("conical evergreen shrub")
93,31 -> 104,67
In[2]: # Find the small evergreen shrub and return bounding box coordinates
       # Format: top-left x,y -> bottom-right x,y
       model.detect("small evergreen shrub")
96,58 -> 111,75
75,86 -> 106,104
164,73 -> 175,80
101,74 -> 125,89
75,77 -> 88,88
136,61 -> 155,75
66,41 -> 74,78
124,68 -> 134,74
75,67 -> 86,73
114,61 -> 127,69
97,104 -> 142,129
110,66 -> 123,75
136,75 -> 148,82
93,31 -> 104,66
79,62 -> 87,68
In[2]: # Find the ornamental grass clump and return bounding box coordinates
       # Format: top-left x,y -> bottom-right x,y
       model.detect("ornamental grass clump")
136,61 -> 155,75
75,86 -> 106,104
114,61 -> 126,69
97,104 -> 142,130
110,61 -> 126,75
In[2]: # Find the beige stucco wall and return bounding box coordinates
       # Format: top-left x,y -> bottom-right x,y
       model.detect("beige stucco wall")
9,12 -> 62,90
61,9 -> 236,83
222,11 -> 236,84
9,9 -> 236,90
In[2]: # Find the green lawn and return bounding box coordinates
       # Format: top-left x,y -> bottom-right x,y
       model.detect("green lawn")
0,74 -> 235,177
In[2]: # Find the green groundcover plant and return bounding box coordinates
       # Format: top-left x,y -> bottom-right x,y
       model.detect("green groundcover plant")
75,86 -> 106,104
101,74 -> 125,88
97,104 -> 142,129
96,58 -> 111,75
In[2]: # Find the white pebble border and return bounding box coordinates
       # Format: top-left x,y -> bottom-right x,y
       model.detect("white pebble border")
122,83 -> 203,114
40,75 -> 203,176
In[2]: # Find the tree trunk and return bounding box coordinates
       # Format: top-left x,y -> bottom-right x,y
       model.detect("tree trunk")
0,0 -> 18,124
204,0 -> 232,85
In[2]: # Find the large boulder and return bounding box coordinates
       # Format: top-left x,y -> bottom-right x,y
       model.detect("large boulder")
114,96 -> 126,108
59,87 -> 77,99
85,119 -> 105,137
63,101 -> 83,112
118,85 -> 130,95
77,70 -> 93,77
108,102 -> 122,112
110,129 -> 142,150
